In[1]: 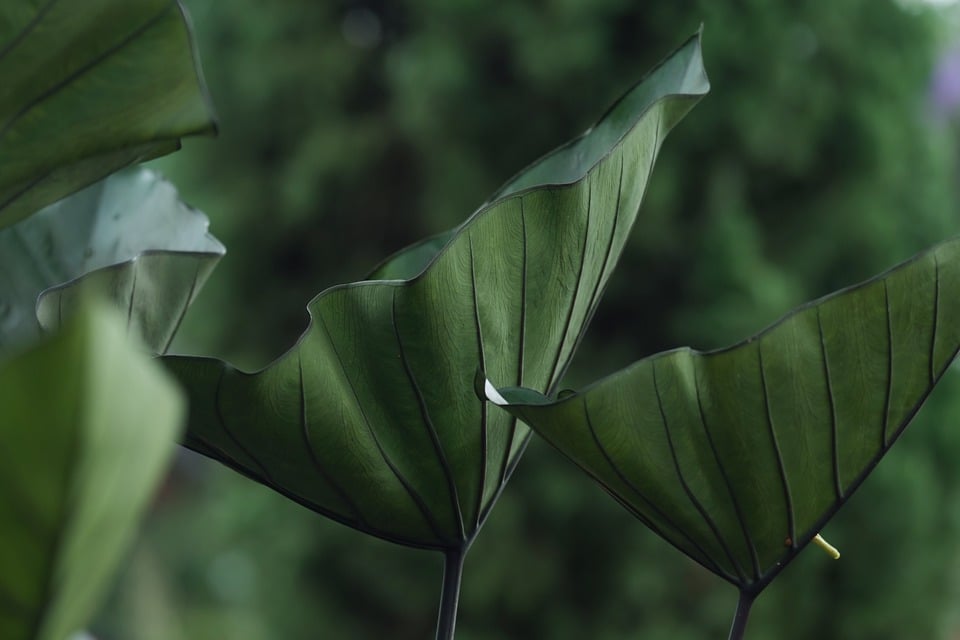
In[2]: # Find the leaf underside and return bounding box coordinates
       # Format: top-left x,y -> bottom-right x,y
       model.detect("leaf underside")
491,236 -> 960,594
0,0 -> 216,229
0,168 -> 225,357
0,304 -> 183,640
163,33 -> 710,552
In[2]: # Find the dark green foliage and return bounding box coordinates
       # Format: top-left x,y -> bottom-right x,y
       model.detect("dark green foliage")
490,237 -> 960,603
164,39 -> 707,556
120,1 -> 960,638
0,0 -> 216,228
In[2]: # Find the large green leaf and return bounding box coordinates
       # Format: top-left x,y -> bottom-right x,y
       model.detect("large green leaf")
0,168 -> 224,356
163,32 -> 709,552
485,237 -> 960,604
0,303 -> 184,640
0,0 -> 217,229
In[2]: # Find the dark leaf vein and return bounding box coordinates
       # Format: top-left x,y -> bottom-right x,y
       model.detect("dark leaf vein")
468,234 -> 487,530
0,3 -> 174,142
758,344 -> 796,547
212,367 -> 275,483
0,0 -> 59,62
125,259 -> 138,333
817,308 -> 843,499
315,314 -> 448,542
496,202 -> 527,489
693,365 -> 760,582
652,363 -> 746,582
296,353 -> 368,527
882,281 -> 893,447
583,398 -> 735,582
390,290 -> 465,541
548,181 -> 591,393
558,154 -> 624,383
161,261 -> 200,354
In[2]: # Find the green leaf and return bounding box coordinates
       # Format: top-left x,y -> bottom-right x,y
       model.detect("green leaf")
366,229 -> 457,281
0,168 -> 224,356
163,32 -> 709,551
486,236 -> 960,598
0,302 -> 184,640
0,0 -> 217,229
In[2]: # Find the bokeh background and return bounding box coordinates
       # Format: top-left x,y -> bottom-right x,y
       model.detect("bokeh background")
94,0 -> 960,637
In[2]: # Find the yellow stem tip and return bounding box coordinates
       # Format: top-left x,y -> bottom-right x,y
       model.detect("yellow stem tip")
813,534 -> 840,560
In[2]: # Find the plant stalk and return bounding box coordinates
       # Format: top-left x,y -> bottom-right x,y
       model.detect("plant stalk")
435,548 -> 466,640
727,591 -> 755,640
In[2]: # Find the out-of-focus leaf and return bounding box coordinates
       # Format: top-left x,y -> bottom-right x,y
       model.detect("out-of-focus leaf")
0,168 -> 224,356
0,303 -> 184,640
486,236 -> 960,602
164,32 -> 710,551
0,0 -> 217,229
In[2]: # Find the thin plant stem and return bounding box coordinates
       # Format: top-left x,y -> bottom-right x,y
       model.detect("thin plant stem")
435,547 -> 466,640
727,591 -> 755,640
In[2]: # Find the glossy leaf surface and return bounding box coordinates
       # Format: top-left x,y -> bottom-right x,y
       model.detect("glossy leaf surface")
487,237 -> 960,595
0,168 -> 224,356
164,33 -> 710,551
0,304 -> 184,640
0,0 -> 216,229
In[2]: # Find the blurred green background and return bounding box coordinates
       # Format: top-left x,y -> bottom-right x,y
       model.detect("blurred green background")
94,0 -> 960,637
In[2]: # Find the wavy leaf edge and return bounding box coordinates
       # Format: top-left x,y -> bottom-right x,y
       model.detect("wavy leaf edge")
367,28 -> 708,284
490,235 -> 960,403
36,175 -> 225,310
165,30 -> 709,553
0,168 -> 226,355
200,29 -> 709,375
485,234 -> 960,595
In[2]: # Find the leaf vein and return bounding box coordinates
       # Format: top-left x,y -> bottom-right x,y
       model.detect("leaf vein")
468,233 -> 488,531
0,0 -> 60,62
583,396 -> 736,583
0,2 -> 173,142
758,344 -> 796,547
212,367 -> 275,483
693,365 -> 761,582
547,181 -> 591,392
161,261 -> 199,353
817,308 -> 843,499
315,314 -> 449,542
390,290 -> 465,541
882,281 -> 893,447
652,362 -> 747,582
557,154 -> 625,384
296,352 -> 368,527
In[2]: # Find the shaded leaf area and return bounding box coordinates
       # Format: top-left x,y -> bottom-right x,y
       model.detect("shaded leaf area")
0,0 -> 216,229
0,168 -> 224,356
163,33 -> 709,552
489,237 -> 960,594
367,229 -> 457,282
0,304 -> 183,640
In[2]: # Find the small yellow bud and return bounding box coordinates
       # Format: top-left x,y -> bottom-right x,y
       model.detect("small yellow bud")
813,534 -> 840,560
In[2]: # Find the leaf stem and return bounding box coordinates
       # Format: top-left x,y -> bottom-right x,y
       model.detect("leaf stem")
435,548 -> 466,640
727,591 -> 755,640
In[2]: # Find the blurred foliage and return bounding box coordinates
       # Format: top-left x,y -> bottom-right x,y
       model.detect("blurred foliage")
97,0 -> 960,638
